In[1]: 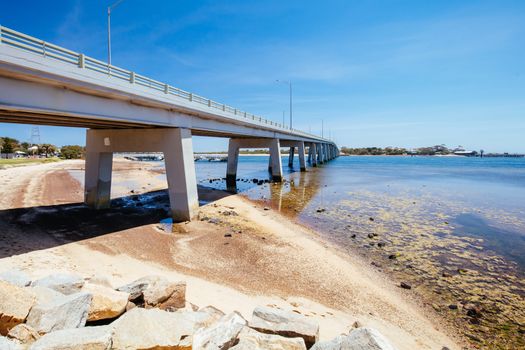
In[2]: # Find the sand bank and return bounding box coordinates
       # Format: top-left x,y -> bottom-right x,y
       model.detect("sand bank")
0,160 -> 461,349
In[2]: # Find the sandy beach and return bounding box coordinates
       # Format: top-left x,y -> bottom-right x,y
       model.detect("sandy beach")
0,159 -> 462,349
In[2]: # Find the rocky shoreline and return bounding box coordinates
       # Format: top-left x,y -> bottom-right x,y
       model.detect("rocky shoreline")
1,271 -> 397,349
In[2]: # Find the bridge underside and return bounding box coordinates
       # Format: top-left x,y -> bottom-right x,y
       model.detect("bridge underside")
0,44 -> 339,222
0,109 -> 280,138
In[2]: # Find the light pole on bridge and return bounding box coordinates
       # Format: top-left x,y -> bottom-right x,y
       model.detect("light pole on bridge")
107,0 -> 127,66
276,80 -> 292,129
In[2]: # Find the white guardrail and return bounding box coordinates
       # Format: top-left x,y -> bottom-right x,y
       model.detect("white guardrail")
0,25 -> 330,142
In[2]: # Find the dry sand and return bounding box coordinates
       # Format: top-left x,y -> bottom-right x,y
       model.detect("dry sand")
0,160 -> 462,349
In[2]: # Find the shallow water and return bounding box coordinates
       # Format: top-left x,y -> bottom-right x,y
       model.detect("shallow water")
190,155 -> 525,348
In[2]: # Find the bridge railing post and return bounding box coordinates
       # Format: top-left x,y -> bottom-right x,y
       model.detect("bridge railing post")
129,72 -> 135,84
164,84 -> 169,94
78,54 -> 85,68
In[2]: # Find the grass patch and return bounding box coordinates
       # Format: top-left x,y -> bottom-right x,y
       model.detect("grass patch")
0,157 -> 61,169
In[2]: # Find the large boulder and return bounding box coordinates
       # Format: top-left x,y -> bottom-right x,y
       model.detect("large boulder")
0,270 -> 32,287
345,328 -> 397,350
7,324 -> 40,346
111,307 -> 194,349
248,307 -> 319,348
26,292 -> 92,334
192,306 -> 226,330
116,275 -> 159,301
311,328 -> 397,350
0,280 -> 36,335
231,327 -> 306,350
30,286 -> 65,305
310,335 -> 349,350
0,336 -> 23,350
116,275 -> 186,310
29,325 -> 113,350
143,278 -> 186,310
193,311 -> 246,349
82,283 -> 129,321
31,273 -> 84,295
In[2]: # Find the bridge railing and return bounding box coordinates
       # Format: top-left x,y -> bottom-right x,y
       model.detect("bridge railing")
0,25 -> 331,143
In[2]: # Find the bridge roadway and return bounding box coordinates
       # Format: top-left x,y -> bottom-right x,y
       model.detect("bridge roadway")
0,25 -> 339,221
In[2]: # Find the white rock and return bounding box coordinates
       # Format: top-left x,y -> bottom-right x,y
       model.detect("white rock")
82,283 -> 129,321
111,307 -> 194,349
143,278 -> 186,310
0,280 -> 36,335
193,311 -> 246,349
30,286 -> 64,305
31,273 -> 84,295
29,325 -> 113,350
231,327 -> 306,350
26,292 -> 92,334
7,324 -> 40,345
169,306 -> 225,335
248,306 -> 319,348
0,270 -> 32,287
116,275 -> 159,301
345,328 -> 397,350
312,328 -> 397,350
0,336 -> 23,349
310,335 -> 347,350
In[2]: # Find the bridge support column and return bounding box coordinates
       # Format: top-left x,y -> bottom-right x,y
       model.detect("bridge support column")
84,128 -> 198,221
288,147 -> 295,167
317,143 -> 324,164
85,150 -> 113,209
226,138 -> 283,190
226,139 -> 240,190
269,139 -> 283,181
164,128 -> 199,222
311,143 -> 318,167
298,141 -> 306,172
307,144 -> 312,164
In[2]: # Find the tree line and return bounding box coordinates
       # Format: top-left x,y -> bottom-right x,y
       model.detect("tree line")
340,145 -> 458,156
0,136 -> 84,159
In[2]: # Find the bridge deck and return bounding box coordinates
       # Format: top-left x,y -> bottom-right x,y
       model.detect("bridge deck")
0,25 -> 333,144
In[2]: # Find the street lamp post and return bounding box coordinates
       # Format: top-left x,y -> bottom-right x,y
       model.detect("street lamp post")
107,0 -> 126,66
276,80 -> 292,129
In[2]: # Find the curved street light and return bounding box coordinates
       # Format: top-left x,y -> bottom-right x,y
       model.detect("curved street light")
276,80 -> 292,129
107,0 -> 126,65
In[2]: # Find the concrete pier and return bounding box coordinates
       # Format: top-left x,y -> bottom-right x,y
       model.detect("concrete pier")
288,147 -> 295,167
311,143 -> 318,167
84,128 -> 199,222
280,140 -> 306,172
226,138 -> 284,190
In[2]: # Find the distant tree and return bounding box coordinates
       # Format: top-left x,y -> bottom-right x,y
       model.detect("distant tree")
60,145 -> 84,159
20,142 -> 30,152
1,137 -> 19,154
39,143 -> 57,158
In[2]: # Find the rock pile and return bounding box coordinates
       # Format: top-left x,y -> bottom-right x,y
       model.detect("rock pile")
0,271 -> 398,349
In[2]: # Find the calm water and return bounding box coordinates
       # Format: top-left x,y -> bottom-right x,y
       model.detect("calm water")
189,155 -> 525,347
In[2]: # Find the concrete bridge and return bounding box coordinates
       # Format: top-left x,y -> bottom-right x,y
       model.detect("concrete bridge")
0,25 -> 339,221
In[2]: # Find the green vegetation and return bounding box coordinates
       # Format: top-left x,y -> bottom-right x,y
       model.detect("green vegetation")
1,135 -> 85,160
340,144 -> 455,156
60,145 -> 85,159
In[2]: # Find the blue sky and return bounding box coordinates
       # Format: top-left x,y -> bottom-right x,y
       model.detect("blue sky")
1,0 -> 524,152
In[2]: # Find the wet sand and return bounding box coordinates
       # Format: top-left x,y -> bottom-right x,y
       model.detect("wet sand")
0,160 -> 462,349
